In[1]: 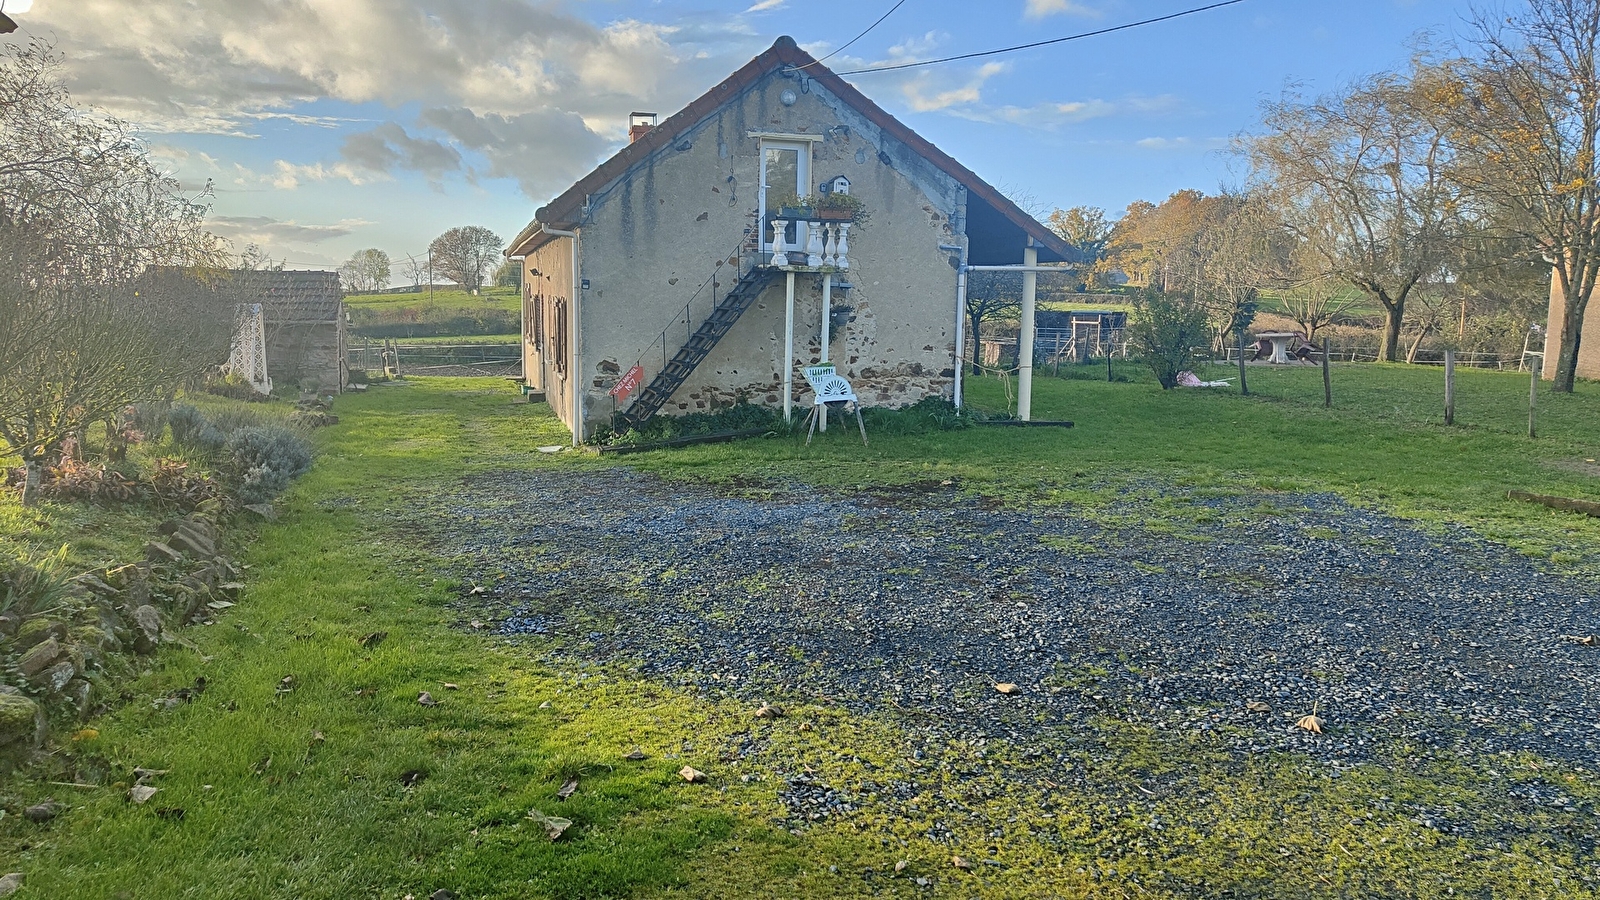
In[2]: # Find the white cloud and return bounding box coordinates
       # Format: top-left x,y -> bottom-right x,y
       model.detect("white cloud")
900,62 -> 1008,113
1135,136 -> 1226,150
1025,0 -> 1099,18
269,160 -> 385,190
206,215 -> 371,247
745,0 -> 785,10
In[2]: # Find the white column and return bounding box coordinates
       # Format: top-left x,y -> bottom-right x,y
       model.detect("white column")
820,272 -> 832,432
805,221 -> 824,267
783,270 -> 796,423
835,223 -> 850,270
1018,242 -> 1037,422
771,219 -> 789,266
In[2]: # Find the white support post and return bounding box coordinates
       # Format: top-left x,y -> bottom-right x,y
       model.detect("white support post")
1018,242 -> 1038,421
784,270 -> 796,423
820,272 -> 832,432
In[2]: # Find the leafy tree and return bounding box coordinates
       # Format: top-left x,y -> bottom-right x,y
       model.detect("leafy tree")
1128,288 -> 1212,389
1442,0 -> 1600,390
428,226 -> 502,293
339,248 -> 391,294
1245,64 -> 1462,362
493,258 -> 522,289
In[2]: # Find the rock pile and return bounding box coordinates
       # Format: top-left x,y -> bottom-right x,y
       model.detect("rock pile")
0,507 -> 242,765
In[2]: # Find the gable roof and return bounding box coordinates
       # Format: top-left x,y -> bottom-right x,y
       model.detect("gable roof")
507,36 -> 1076,263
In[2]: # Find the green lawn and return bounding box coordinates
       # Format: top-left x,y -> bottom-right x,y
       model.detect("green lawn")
4,367 -> 1600,898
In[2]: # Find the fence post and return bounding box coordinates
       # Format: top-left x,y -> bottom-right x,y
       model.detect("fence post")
1443,348 -> 1455,425
1322,337 -> 1332,409
1236,327 -> 1249,396
1529,357 -> 1540,439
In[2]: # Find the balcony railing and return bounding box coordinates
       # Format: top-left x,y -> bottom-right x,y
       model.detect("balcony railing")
763,214 -> 851,271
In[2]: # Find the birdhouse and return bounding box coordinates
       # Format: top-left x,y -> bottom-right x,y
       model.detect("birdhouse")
823,175 -> 850,196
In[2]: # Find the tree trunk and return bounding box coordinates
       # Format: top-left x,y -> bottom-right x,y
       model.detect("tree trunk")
969,314 -> 983,374
1553,276 -> 1587,392
19,459 -> 41,507
1405,323 -> 1432,364
1380,301 -> 1404,362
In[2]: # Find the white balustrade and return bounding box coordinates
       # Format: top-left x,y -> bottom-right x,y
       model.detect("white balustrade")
805,221 -> 825,268
770,218 -> 789,266
834,223 -> 850,271
823,224 -> 838,268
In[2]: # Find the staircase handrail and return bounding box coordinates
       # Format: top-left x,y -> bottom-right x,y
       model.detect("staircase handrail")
624,230 -> 759,380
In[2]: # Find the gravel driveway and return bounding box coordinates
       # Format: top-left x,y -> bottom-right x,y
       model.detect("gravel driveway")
428,468 -> 1600,769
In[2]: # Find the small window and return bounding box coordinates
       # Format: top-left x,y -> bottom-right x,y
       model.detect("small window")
529,294 -> 544,350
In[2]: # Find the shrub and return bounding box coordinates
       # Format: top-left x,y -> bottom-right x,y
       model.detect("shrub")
861,396 -> 974,435
1,545 -> 73,619
168,404 -> 227,455
1128,288 -> 1212,389
127,401 -> 171,443
224,426 -> 312,504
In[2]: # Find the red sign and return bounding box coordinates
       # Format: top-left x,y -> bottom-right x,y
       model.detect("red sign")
610,364 -> 644,402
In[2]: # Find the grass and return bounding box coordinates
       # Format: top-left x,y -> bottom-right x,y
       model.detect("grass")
3,369 -> 1600,898
343,287 -> 520,314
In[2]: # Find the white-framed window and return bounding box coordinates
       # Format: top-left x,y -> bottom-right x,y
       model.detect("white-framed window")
758,138 -> 812,250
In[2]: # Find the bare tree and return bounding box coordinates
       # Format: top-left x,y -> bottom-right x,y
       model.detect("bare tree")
338,248 -> 391,294
1246,65 -> 1462,361
0,39 -> 229,504
965,271 -> 1022,373
428,226 -> 502,293
403,253 -> 425,290
1444,0 -> 1600,391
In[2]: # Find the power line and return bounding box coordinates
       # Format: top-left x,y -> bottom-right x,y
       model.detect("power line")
834,0 -> 1250,76
794,0 -> 911,71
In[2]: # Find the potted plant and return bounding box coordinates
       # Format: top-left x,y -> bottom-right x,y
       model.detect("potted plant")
768,193 -> 812,220
806,192 -> 868,225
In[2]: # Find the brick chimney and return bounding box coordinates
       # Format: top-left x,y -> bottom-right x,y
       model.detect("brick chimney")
628,112 -> 658,144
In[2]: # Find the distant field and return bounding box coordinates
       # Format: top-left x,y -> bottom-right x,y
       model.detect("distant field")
344,286 -> 519,314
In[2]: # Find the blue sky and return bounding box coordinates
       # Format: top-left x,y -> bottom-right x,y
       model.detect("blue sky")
5,0 -> 1473,275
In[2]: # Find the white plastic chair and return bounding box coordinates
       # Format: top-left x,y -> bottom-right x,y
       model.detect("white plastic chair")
801,365 -> 867,445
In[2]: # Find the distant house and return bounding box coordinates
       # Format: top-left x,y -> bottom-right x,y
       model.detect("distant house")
506,36 -> 1076,442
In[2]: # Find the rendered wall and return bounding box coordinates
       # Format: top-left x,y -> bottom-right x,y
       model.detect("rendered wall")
1544,271 -> 1600,381
571,67 -> 967,435
525,236 -> 577,431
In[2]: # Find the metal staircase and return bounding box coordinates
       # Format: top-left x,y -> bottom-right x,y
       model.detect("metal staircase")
617,265 -> 777,428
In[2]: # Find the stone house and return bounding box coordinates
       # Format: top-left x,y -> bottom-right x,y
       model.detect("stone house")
506,36 -> 1075,443
249,270 -> 347,392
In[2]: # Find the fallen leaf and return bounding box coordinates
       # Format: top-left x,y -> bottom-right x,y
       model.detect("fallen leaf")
0,873 -> 22,896
952,855 -> 971,870
207,600 -> 235,610
128,785 -> 159,804
470,586 -> 486,595
994,683 -> 1020,695
1246,700 -> 1272,713
469,620 -> 485,630
252,756 -> 272,776
133,767 -> 169,783
417,691 -> 438,706
538,701 -> 552,709
354,605 -> 371,613
429,890 -> 458,900
679,766 -> 707,783
310,731 -> 326,747
400,770 -> 426,788
71,728 -> 99,742
526,808 -> 573,840
798,722 -> 813,732
557,778 -> 579,801
894,860 -> 908,873
276,675 -> 296,694
442,682 -> 459,690
623,750 -> 648,761
1297,714 -> 1326,734
753,702 -> 785,719
360,631 -> 388,649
